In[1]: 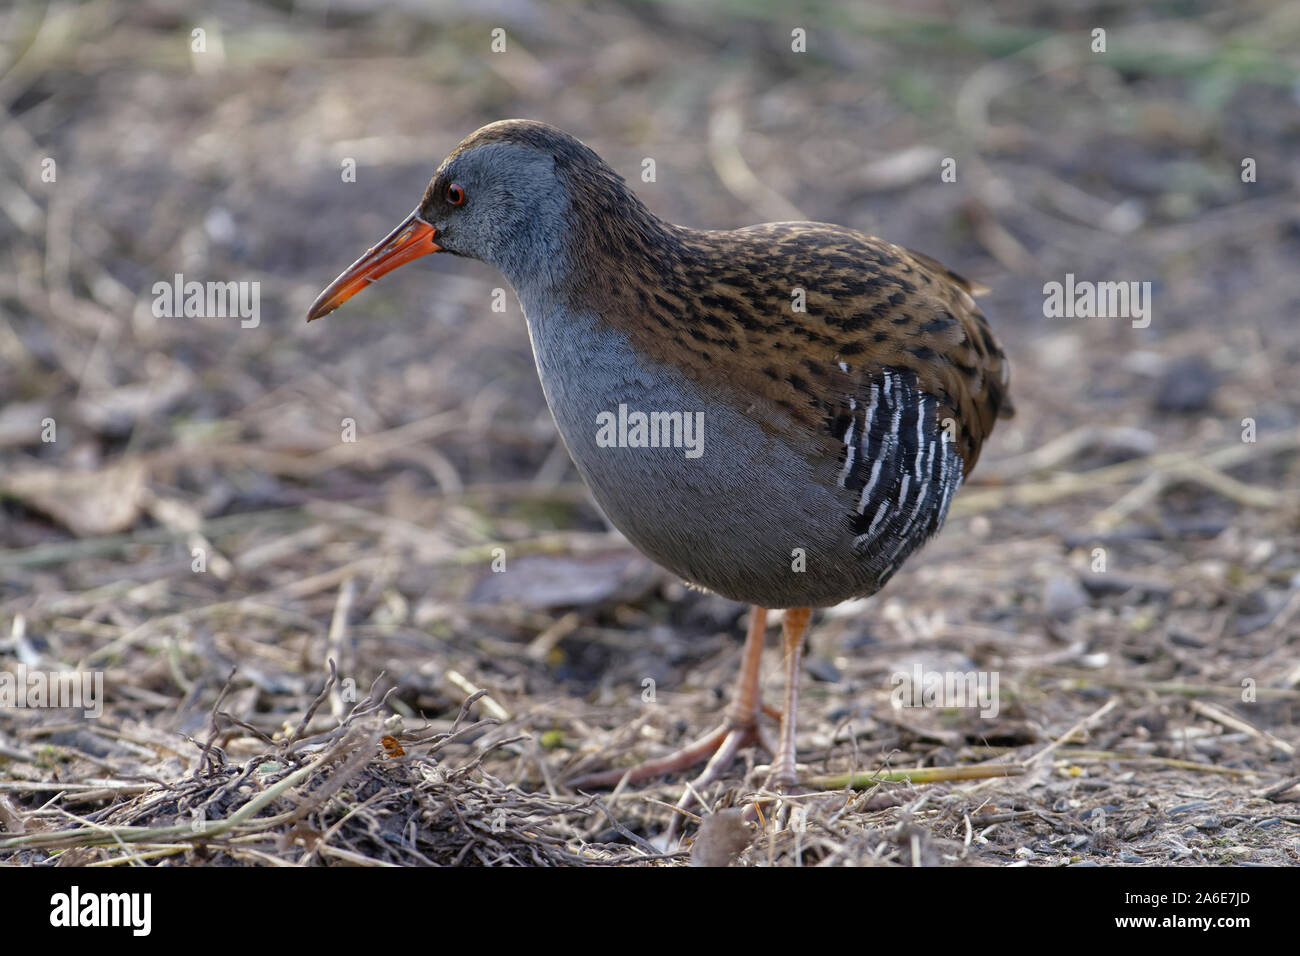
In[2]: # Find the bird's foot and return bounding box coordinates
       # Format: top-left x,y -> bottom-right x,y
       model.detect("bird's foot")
565,607 -> 792,846
567,707 -> 780,846
566,712 -> 776,791
746,771 -> 814,832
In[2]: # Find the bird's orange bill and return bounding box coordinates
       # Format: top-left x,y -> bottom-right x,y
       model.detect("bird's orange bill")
306,210 -> 440,321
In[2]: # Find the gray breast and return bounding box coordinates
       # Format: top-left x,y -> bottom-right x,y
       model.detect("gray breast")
522,305 -> 960,608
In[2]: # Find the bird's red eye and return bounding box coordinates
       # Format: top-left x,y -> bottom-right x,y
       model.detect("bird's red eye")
447,183 -> 466,206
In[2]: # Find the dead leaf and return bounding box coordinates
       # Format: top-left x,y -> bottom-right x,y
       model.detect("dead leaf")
2,458 -> 147,536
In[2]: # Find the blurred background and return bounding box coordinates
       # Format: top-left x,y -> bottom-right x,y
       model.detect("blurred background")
1,0 -> 1298,865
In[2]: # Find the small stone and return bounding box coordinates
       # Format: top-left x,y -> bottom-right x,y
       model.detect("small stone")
805,656 -> 842,683
1154,356 -> 1217,413
1043,573 -> 1089,619
690,809 -> 752,867
1123,814 -> 1153,839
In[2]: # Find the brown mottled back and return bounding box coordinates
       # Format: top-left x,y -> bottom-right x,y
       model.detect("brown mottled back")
572,219 -> 1012,477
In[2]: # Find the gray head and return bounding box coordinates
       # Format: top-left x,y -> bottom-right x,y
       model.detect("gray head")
307,120 -> 666,321
419,123 -> 581,289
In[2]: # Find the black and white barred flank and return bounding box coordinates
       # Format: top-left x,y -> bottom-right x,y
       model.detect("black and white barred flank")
829,367 -> 964,590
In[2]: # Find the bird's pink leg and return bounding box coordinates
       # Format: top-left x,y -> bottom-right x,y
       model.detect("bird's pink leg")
567,607 -> 773,790
766,607 -> 810,790
663,607 -> 809,841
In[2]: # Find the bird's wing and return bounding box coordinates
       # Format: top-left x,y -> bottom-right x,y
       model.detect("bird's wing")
686,221 -> 1013,478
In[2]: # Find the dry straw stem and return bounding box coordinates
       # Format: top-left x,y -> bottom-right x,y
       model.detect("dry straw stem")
0,679 -> 648,866
1037,669 -> 1300,700
1053,749 -> 1259,778
1255,775 -> 1300,800
1025,698 -> 1119,767
0,506 -> 311,570
78,557 -> 384,668
808,763 -> 1025,790
0,745 -> 325,851
953,426 -> 1300,521
445,670 -> 511,721
2,670 -> 381,853
1189,700 -> 1295,757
